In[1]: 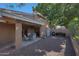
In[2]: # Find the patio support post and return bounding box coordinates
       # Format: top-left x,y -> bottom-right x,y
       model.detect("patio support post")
15,22 -> 22,49
40,25 -> 45,38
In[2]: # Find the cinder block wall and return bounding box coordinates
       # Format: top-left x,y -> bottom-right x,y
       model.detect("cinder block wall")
0,23 -> 15,47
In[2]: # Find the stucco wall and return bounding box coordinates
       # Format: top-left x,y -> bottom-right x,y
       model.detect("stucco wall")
0,23 -> 15,47
40,22 -> 50,37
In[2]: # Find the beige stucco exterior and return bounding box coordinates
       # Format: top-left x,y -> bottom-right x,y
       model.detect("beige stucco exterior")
0,23 -> 15,47
15,23 -> 22,49
0,8 -> 49,49
0,21 -> 48,49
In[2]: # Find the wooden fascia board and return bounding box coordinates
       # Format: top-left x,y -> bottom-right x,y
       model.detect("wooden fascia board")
2,13 -> 45,25
0,19 -> 6,23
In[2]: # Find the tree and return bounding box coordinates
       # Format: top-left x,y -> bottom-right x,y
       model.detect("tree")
33,3 -> 79,40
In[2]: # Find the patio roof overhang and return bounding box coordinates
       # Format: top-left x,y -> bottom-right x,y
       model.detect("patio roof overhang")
0,9 -> 46,26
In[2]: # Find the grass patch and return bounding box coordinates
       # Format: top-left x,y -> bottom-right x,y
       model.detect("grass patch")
73,35 -> 79,41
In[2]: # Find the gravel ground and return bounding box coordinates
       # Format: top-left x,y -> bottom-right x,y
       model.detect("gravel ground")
0,36 -> 76,56
10,36 -> 75,56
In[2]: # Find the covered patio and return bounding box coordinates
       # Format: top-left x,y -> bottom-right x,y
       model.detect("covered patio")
0,8 -> 48,51
0,17 -> 42,50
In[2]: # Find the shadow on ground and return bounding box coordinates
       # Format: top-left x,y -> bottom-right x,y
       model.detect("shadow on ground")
10,36 -> 65,56
64,36 -> 76,56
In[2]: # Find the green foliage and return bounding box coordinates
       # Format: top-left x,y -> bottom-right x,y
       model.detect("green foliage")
33,3 -> 79,40
33,4 -> 68,27
68,17 -> 79,40
0,3 -> 79,40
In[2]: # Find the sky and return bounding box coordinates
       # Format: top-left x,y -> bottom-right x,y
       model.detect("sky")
0,3 -> 37,13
